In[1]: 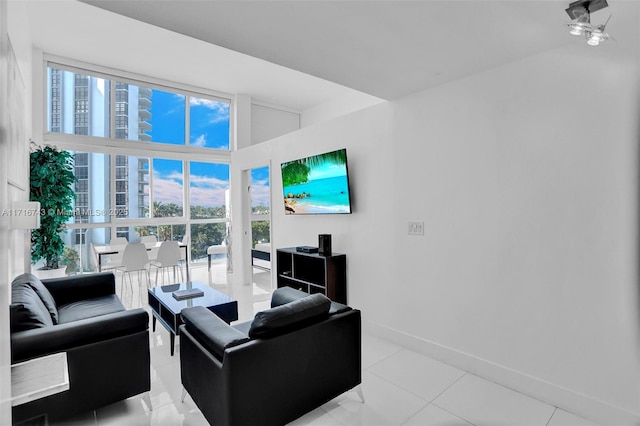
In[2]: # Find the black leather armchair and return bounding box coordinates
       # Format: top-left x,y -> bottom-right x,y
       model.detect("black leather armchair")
180,287 -> 362,426
10,272 -> 151,423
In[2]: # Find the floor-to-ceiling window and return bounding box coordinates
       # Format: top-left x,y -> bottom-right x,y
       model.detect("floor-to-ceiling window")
43,60 -> 232,273
250,166 -> 271,248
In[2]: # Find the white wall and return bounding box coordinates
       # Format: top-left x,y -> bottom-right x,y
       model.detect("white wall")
0,1 -> 11,421
232,37 -> 640,425
387,47 -> 640,423
232,101 -> 396,301
251,103 -> 300,145
301,90 -> 384,128
1,0 -> 33,422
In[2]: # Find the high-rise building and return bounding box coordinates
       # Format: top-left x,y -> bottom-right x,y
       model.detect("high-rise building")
47,68 -> 152,271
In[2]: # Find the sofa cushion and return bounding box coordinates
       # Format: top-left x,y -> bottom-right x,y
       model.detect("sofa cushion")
10,282 -> 54,332
271,286 -> 351,316
182,306 -> 249,360
249,293 -> 331,339
12,273 -> 59,324
270,286 -> 308,308
57,295 -> 126,324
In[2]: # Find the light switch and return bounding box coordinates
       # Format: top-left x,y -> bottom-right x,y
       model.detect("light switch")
408,221 -> 424,236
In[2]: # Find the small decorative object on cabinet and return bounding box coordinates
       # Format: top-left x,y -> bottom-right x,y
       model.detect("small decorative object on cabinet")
276,247 -> 346,304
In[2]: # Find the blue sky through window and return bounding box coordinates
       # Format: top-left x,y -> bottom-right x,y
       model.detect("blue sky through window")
46,67 -> 233,212
251,166 -> 270,209
148,92 -> 231,209
190,162 -> 229,208
190,97 -> 230,149
148,90 -> 185,145
152,159 -> 183,208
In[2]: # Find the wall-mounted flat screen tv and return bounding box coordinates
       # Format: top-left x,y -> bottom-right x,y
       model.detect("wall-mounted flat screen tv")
281,148 -> 352,215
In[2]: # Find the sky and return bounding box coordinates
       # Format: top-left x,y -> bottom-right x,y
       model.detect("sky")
148,89 -> 270,209
251,166 -> 270,208
51,69 -> 271,214
308,162 -> 347,181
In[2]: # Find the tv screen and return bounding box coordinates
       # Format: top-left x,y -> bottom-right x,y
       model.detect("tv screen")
281,148 -> 352,215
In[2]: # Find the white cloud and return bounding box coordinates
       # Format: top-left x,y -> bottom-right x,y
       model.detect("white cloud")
152,171 -> 231,208
189,174 -> 228,188
190,173 -> 229,207
251,180 -> 271,207
190,186 -> 226,207
192,134 -> 207,147
163,171 -> 184,182
190,98 -> 230,124
152,177 -> 183,205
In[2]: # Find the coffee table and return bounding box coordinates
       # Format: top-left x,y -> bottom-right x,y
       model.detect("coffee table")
148,281 -> 238,356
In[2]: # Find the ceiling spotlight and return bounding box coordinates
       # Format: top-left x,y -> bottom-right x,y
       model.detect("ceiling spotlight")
586,25 -> 610,45
565,0 -> 612,46
567,12 -> 591,36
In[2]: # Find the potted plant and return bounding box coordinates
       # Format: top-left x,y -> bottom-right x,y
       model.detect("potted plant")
30,144 -> 76,277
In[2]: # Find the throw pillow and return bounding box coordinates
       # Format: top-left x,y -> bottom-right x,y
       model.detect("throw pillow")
249,293 -> 331,339
12,273 -> 59,324
271,287 -> 351,316
10,283 -> 54,332
270,286 -> 308,308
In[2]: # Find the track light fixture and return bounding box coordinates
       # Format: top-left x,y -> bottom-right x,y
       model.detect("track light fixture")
565,0 -> 612,46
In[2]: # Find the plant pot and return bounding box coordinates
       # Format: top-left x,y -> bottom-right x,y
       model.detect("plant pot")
32,265 -> 67,280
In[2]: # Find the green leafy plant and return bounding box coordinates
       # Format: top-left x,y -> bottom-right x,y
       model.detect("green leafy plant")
30,145 -> 76,270
61,246 -> 80,274
281,150 -> 347,187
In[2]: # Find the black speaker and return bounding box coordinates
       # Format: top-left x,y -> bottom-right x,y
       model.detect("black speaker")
318,234 -> 332,256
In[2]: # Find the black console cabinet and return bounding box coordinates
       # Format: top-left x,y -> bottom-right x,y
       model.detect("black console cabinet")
276,247 -> 347,304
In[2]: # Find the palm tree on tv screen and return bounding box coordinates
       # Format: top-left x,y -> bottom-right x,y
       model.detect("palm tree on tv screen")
282,150 -> 346,186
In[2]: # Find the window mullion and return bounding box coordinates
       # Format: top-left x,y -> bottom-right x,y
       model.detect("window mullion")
148,160 -> 154,218
185,95 -> 190,146
109,153 -> 116,241
45,59 -> 234,266
184,160 -> 190,242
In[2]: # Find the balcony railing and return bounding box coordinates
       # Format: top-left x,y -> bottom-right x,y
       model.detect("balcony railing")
138,97 -> 152,110
138,87 -> 153,99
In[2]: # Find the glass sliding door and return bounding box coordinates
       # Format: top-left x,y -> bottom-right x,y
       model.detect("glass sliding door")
250,166 -> 271,288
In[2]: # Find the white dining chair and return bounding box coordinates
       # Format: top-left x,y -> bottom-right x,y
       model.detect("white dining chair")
116,243 -> 151,302
140,235 -> 158,247
179,235 -> 190,265
103,237 -> 128,270
110,237 -> 129,246
141,235 -> 159,260
150,240 -> 184,285
91,243 -> 119,272
207,243 -> 226,272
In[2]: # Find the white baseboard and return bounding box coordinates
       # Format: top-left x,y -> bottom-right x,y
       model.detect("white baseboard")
363,320 -> 640,426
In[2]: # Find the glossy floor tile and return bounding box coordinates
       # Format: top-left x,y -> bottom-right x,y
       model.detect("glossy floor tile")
49,263 -> 600,426
431,374 -> 556,426
367,349 -> 466,402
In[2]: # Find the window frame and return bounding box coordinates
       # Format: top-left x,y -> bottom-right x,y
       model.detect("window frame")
41,56 -> 234,261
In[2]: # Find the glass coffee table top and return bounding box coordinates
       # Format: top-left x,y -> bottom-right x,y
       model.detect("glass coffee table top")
148,281 -> 238,356
149,281 -> 235,313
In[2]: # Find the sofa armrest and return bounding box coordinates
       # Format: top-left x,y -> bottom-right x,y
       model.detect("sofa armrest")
42,272 -> 116,306
11,308 -> 148,363
181,306 -> 249,360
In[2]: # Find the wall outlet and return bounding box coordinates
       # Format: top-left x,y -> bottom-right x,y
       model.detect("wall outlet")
408,221 -> 424,236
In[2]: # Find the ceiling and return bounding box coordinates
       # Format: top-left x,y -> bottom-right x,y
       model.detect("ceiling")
26,1 -> 635,111
78,0 -> 596,101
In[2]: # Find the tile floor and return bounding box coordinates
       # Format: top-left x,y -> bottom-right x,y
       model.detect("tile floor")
52,262 -> 599,426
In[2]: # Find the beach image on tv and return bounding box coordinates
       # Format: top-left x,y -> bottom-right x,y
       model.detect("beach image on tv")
281,149 -> 352,214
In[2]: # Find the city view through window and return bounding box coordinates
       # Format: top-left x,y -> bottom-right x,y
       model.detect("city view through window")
45,64 -> 270,274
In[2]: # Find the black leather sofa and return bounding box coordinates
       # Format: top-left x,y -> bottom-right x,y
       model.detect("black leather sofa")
180,287 -> 362,426
10,272 -> 151,423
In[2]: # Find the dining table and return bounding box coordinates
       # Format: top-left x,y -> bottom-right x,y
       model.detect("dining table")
93,241 -> 189,278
